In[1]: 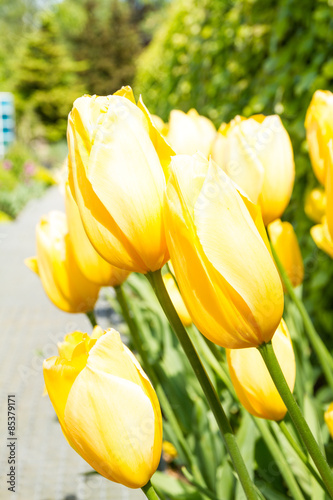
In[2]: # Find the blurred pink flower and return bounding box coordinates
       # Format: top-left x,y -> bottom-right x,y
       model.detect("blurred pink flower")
3,160 -> 12,171
24,161 -> 36,176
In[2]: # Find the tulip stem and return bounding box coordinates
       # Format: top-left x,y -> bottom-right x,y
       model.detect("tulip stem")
254,418 -> 305,500
114,285 -> 207,489
275,421 -> 326,491
258,340 -> 333,498
147,269 -> 258,500
142,480 -> 161,500
86,310 -> 97,327
270,242 -> 333,390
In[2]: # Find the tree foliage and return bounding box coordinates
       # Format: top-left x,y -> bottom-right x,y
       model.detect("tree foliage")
14,13 -> 84,142
65,0 -> 141,95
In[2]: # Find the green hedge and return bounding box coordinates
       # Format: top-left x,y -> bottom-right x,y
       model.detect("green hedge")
135,0 -> 333,340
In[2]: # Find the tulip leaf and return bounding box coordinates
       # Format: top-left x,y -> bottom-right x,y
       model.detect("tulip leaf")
151,471 -> 202,500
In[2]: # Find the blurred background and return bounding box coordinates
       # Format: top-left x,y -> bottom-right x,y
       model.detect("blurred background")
1,0 -> 333,498
1,0 -> 333,338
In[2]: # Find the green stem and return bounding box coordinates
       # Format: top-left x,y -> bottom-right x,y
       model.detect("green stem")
254,418 -> 305,500
188,325 -> 235,394
115,285 -> 206,488
258,341 -> 333,498
86,310 -> 97,327
142,480 -> 161,500
276,421 -> 326,491
147,269 -> 258,500
270,242 -> 333,388
181,467 -> 220,500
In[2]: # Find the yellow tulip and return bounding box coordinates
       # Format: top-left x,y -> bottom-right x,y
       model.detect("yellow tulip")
162,273 -> 192,327
43,328 -> 162,488
65,181 -> 129,286
67,86 -> 173,274
305,90 -> 333,185
164,153 -> 284,349
25,211 -> 100,313
324,402 -> 333,438
227,319 -> 296,421
311,218 -> 333,259
268,219 -> 304,288
162,441 -> 178,460
166,109 -> 216,157
304,188 -> 326,223
212,114 -> 295,225
326,143 -> 333,241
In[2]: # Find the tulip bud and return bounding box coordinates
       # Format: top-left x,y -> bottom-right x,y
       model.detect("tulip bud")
67,86 -> 173,273
163,272 -> 192,327
164,153 -> 284,349
326,144 -> 333,241
305,90 -> 333,185
212,114 -> 295,225
25,211 -> 100,313
227,319 -> 296,421
43,328 -> 162,488
65,181 -> 129,287
166,109 -> 216,157
325,403 -> 333,438
268,219 -> 304,288
304,188 -> 326,223
310,218 -> 333,259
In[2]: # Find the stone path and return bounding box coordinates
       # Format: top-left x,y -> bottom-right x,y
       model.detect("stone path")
0,187 -> 144,500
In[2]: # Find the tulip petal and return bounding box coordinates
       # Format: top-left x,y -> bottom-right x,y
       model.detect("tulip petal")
65,365 -> 158,488
68,111 -> 146,272
87,96 -> 168,272
194,161 -> 283,344
113,85 -> 136,103
137,96 -> 175,178
221,119 -> 265,203
311,220 -> 333,259
65,182 -> 129,286
165,154 -> 278,348
24,256 -> 39,275
326,143 -> 333,241
258,116 -> 295,225
268,219 -> 304,288
227,319 -> 295,421
43,347 -> 88,426
167,109 -> 216,157
57,331 -> 88,361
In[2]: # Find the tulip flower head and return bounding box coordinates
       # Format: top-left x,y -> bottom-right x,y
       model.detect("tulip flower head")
325,402 -> 333,439
305,90 -> 333,185
166,108 -> 216,157
326,143 -> 333,241
227,319 -> 296,421
43,327 -> 163,488
212,114 -> 295,225
65,181 -> 129,287
67,86 -> 173,274
164,153 -> 284,349
25,211 -> 100,313
268,219 -> 304,288
304,188 -> 326,223
311,218 -> 333,259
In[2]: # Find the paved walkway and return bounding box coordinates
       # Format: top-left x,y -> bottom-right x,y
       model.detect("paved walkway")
0,187 -> 144,500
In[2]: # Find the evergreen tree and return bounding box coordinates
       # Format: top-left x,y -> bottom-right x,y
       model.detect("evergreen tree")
68,0 -> 140,95
14,13 -> 85,142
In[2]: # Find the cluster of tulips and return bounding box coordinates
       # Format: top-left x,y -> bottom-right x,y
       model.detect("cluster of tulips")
25,86 -> 333,500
